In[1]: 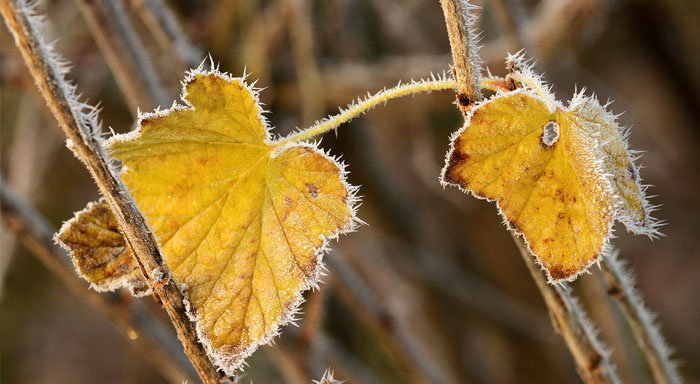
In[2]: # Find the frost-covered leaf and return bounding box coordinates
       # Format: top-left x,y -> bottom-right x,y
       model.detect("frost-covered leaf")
441,56 -> 658,283
102,69 -> 357,374
55,199 -> 150,296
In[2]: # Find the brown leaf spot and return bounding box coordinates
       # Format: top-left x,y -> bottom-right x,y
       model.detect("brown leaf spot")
548,265 -> 572,280
627,164 -> 637,180
444,151 -> 471,187
508,220 -> 521,233
305,183 -> 319,198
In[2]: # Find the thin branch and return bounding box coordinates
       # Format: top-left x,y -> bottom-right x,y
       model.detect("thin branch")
439,0 -> 481,111
241,0 -> 289,87
600,253 -> 682,384
298,288 -> 325,375
527,0 -> 607,61
129,0 -> 202,70
327,254 -> 452,384
287,0 -> 324,126
264,345 -> 309,384
0,2 -> 225,382
277,77 -> 456,145
515,238 -> 619,384
74,0 -> 168,112
488,0 -> 532,52
0,179 -> 198,384
0,93 -> 59,299
313,331 -> 380,384
438,2 -> 619,383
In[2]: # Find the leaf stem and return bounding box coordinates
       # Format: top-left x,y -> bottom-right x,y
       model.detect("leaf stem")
0,2 -> 224,382
277,78 -> 457,145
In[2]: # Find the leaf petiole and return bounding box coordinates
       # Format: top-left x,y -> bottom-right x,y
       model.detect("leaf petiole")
276,77 -> 457,145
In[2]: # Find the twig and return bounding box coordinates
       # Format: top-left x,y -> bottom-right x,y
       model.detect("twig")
392,237 -> 554,342
313,331 -> 380,384
287,0 -> 324,126
129,0 -> 202,70
488,0 -> 532,52
0,2 -> 225,382
264,345 -> 309,384
527,0 -> 606,61
439,0 -> 481,111
74,0 -> 168,112
515,237 -> 619,384
438,2 -> 619,383
0,93 -> 59,300
241,0 -> 289,89
327,254 -> 451,384
599,252 -> 682,384
0,179 -> 198,384
298,288 -> 325,375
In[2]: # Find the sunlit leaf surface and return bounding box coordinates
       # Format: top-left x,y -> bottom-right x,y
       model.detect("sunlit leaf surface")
102,70 -> 356,373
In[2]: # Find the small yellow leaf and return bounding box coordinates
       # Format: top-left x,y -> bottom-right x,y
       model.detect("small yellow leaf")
105,70 -> 357,373
55,199 -> 150,296
442,59 -> 657,282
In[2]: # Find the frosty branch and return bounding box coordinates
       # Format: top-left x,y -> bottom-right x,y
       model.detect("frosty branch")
0,2 -> 224,382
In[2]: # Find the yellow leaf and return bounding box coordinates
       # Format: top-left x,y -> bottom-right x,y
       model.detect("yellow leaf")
442,59 -> 658,283
105,70 -> 357,373
55,199 -> 150,296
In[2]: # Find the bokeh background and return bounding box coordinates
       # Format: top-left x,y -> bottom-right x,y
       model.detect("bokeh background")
1,0 -> 699,383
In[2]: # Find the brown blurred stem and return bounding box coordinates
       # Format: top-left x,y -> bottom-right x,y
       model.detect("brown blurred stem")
327,255 -> 450,384
287,0 -> 324,126
438,2 -> 618,383
129,0 -> 202,70
74,0 -> 168,113
599,255 -> 681,384
439,0 -> 481,112
0,179 -> 198,384
0,2 -> 225,382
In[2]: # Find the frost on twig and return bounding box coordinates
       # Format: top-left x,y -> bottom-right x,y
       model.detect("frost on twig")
439,0 -> 483,110
600,251 -> 682,384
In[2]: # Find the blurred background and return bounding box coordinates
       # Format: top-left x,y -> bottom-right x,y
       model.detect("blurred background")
1,0 -> 699,382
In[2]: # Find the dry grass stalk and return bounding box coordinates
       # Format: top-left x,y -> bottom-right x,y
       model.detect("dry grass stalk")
74,0 -> 168,112
129,0 -> 202,70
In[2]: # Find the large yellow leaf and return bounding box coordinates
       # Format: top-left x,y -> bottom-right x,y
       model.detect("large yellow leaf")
104,70 -> 357,373
442,59 -> 658,282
